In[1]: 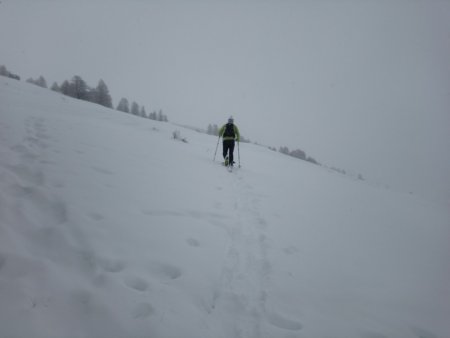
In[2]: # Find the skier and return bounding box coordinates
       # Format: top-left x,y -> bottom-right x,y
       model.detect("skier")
219,117 -> 240,167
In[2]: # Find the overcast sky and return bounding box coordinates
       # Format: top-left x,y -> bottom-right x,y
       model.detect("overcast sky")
1,0 -> 449,201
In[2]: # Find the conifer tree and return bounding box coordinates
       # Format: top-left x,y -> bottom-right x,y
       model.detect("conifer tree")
116,98 -> 130,113
69,75 -> 89,100
290,149 -> 306,160
51,82 -> 60,92
279,146 -> 290,155
60,80 -> 70,95
0,65 -> 8,77
36,76 -> 47,88
93,79 -> 113,108
140,106 -> 147,118
131,102 -> 140,115
157,109 -> 164,121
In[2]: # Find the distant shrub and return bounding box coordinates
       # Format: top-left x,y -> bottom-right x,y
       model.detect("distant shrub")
26,76 -> 48,88
290,149 -> 306,160
0,65 -> 20,80
306,156 -> 319,165
172,130 -> 187,143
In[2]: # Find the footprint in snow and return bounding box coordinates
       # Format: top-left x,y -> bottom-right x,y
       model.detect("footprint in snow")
7,163 -> 45,186
93,273 -> 110,287
186,238 -> 200,247
52,180 -> 65,189
10,144 -> 38,162
132,302 -> 155,319
7,184 -> 67,226
267,312 -> 303,331
87,212 -> 104,221
91,166 -> 115,175
283,246 -> 300,255
70,289 -> 95,316
98,257 -> 126,273
256,216 -> 268,229
148,261 -> 182,282
124,276 -> 150,292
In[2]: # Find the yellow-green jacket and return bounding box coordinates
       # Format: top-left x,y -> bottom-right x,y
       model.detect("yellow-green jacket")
219,123 -> 240,142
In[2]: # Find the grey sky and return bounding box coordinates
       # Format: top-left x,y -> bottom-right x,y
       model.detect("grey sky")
1,0 -> 449,200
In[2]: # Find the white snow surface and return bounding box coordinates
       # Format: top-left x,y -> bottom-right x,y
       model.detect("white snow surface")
0,78 -> 449,338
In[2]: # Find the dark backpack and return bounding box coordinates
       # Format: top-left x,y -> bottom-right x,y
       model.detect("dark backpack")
223,123 -> 235,138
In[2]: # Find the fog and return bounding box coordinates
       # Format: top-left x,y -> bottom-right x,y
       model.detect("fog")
1,0 -> 449,200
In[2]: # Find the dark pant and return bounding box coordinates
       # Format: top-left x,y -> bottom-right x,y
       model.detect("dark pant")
223,140 -> 235,165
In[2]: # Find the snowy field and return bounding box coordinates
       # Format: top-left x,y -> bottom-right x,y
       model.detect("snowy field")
0,78 -> 449,338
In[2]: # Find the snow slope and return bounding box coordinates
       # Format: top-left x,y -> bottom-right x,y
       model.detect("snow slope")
0,78 -> 449,338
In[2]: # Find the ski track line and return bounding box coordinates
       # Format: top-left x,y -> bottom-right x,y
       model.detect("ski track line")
211,170 -> 274,338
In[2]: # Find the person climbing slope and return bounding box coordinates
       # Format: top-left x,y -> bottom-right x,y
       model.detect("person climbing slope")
219,117 -> 240,167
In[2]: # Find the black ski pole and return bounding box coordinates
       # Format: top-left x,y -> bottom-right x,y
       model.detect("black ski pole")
213,135 -> 220,162
237,140 -> 241,168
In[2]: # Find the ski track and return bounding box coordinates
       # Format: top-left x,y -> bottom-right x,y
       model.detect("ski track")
210,169 -> 301,338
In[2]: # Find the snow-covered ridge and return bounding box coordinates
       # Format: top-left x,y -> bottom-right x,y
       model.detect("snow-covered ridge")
0,78 -> 449,338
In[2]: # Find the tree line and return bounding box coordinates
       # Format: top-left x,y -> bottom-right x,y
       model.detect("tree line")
278,146 -> 319,165
116,98 -> 168,122
0,65 -> 20,80
48,76 -> 113,109
1,65 -> 168,122
2,65 -> 363,180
